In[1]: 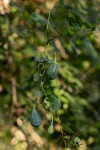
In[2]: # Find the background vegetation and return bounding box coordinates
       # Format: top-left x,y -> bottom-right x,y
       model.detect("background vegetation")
0,0 -> 100,149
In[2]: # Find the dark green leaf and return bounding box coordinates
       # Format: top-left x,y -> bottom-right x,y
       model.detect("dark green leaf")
59,0 -> 64,5
34,89 -> 42,97
49,95 -> 61,110
45,89 -> 52,95
61,123 -> 75,134
35,56 -> 49,63
33,73 -> 40,82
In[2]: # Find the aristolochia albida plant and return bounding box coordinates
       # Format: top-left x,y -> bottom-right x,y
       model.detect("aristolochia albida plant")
29,0 -> 83,147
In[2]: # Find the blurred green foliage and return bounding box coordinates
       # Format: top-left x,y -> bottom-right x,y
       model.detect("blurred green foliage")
0,0 -> 100,150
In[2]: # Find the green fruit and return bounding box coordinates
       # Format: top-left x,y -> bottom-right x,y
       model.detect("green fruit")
49,95 -> 61,110
29,108 -> 42,127
48,123 -> 54,134
46,62 -> 58,80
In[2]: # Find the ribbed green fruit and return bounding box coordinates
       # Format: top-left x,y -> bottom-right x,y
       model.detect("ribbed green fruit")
29,108 -> 42,127
46,62 -> 58,80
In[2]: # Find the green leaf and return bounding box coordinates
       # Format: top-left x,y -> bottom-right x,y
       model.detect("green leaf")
45,89 -> 52,95
59,0 -> 64,5
73,23 -> 80,31
35,56 -> 49,63
65,4 -> 72,9
70,141 -> 77,146
49,95 -> 61,110
33,73 -> 40,82
64,136 -> 70,140
61,123 -> 75,134
10,2 -> 20,7
43,99 -> 50,109
34,89 -> 42,97
67,16 -> 76,26
74,137 -> 80,144
30,12 -> 47,25
83,39 -> 97,59
71,137 -> 81,147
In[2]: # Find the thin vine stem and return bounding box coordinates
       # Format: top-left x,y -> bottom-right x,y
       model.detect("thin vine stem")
44,0 -> 52,54
46,0 -> 51,32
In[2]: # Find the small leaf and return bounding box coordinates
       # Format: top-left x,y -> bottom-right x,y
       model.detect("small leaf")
35,56 -> 49,63
35,56 -> 45,63
49,95 -> 61,110
64,136 -> 70,140
61,123 -> 75,134
30,12 -> 47,25
43,99 -> 50,109
73,23 -> 80,31
10,2 -> 20,7
33,73 -> 40,81
71,137 -> 81,147
34,89 -> 42,97
67,16 -> 76,26
70,141 -> 77,146
74,137 -> 80,144
59,0 -> 64,5
65,4 -> 72,9
45,89 -> 52,95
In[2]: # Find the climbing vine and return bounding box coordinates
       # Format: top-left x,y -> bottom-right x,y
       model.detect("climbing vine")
28,0 -> 82,148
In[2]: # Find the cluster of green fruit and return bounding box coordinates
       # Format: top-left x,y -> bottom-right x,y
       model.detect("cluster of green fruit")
29,55 -> 61,134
